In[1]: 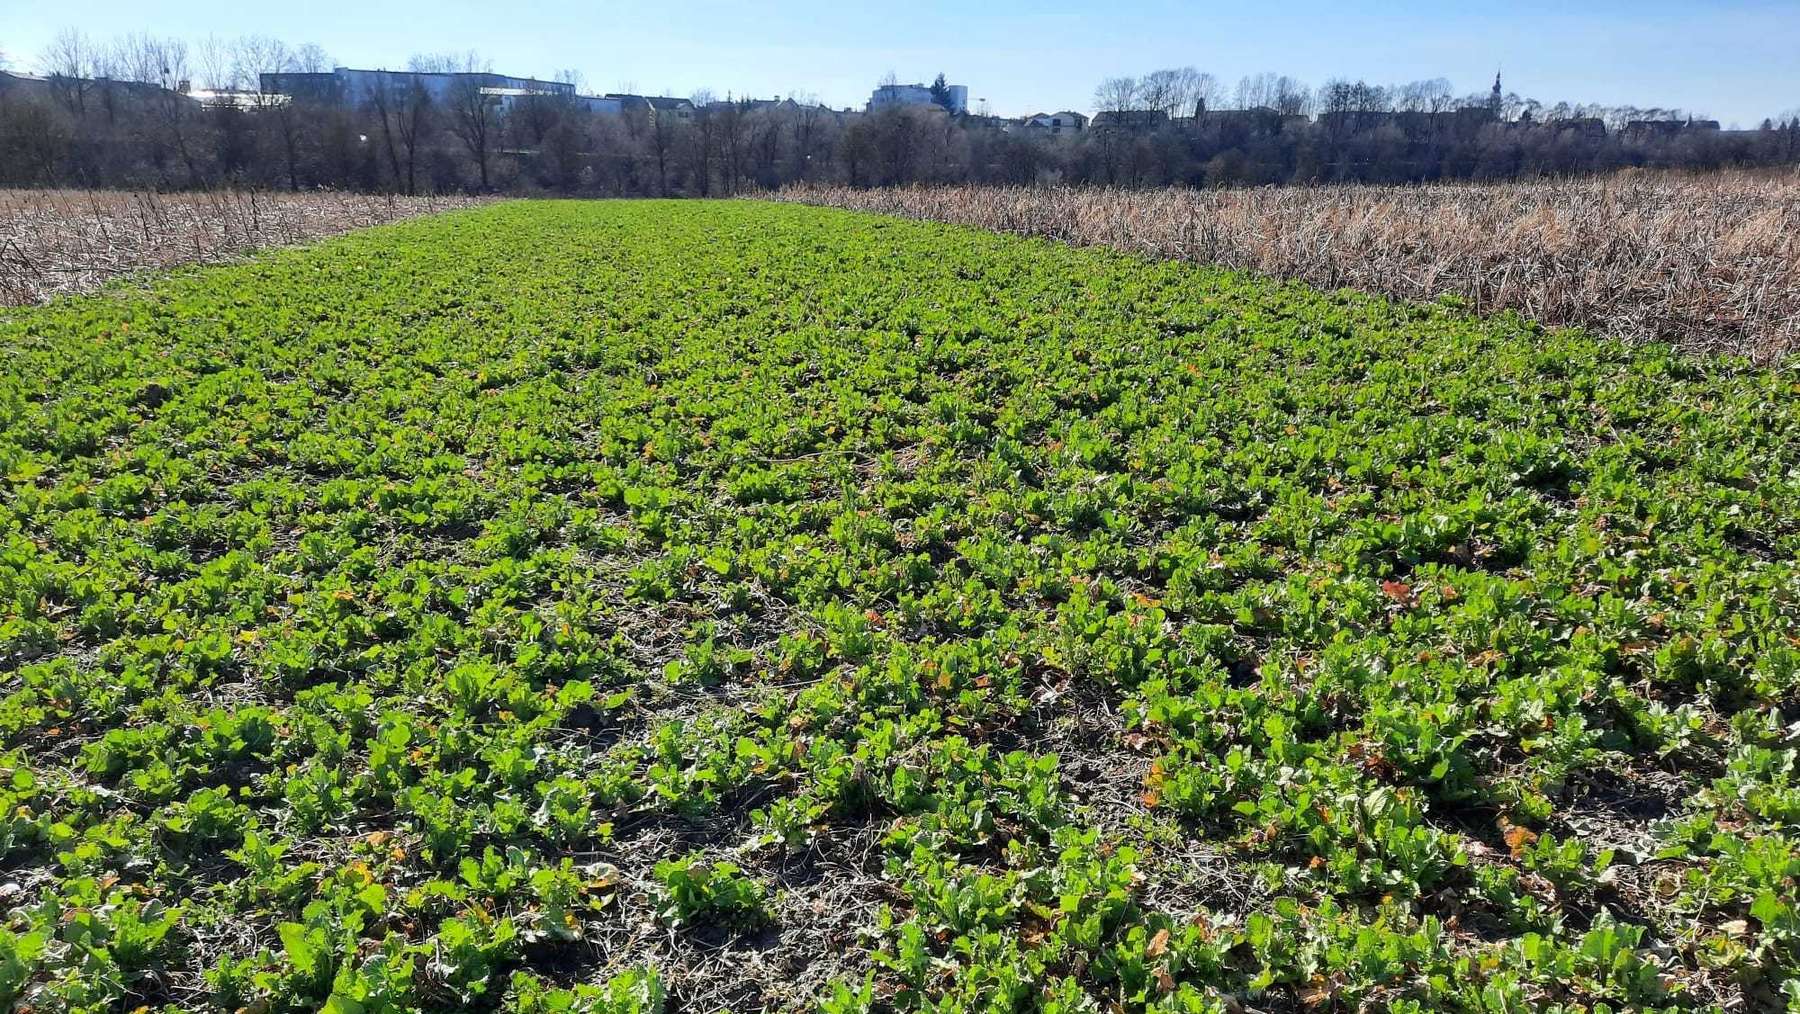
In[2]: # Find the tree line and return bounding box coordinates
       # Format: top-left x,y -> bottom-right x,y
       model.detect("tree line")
2,32 -> 1796,195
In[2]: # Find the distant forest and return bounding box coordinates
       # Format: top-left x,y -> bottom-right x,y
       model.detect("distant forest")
2,31 -> 1797,194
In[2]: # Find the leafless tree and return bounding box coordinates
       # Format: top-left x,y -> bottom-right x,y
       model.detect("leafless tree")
0,95 -> 66,184
791,93 -> 826,180
872,106 -> 928,184
231,36 -> 292,97
1236,72 -> 1309,115
1395,78 -> 1454,113
687,89 -> 717,195
41,29 -> 97,116
113,33 -> 166,85
407,51 -> 474,75
225,36 -> 303,187
718,97 -> 750,194
748,105 -> 783,187
1272,78 -> 1313,117
510,92 -> 564,148
435,53 -> 499,190
293,43 -> 332,74
1133,67 -> 1225,122
113,34 -> 205,184
196,35 -> 233,92
7,24 -> 1798,196
640,101 -> 680,196
1138,69 -> 1185,119
1319,78 -> 1390,135
371,71 -> 433,194
1181,69 -> 1224,119
1094,76 -> 1139,113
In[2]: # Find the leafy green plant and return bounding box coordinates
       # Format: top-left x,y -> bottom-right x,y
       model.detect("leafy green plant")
652,853 -> 772,932
3,199 -> 1798,1011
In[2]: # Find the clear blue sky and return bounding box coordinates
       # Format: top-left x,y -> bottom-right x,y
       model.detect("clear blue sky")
5,0 -> 1796,125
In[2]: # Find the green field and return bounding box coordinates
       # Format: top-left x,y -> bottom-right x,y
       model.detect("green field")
3,200 -> 1798,1012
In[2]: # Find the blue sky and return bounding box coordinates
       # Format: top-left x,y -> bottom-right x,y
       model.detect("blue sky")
5,0 -> 1797,125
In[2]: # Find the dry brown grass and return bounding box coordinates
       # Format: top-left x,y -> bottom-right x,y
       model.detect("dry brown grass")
0,189 -> 494,306
775,171 -> 1800,361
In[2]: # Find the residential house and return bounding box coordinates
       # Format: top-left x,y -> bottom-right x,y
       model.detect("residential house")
1090,108 -> 1169,131
608,94 -> 695,121
1547,117 -> 1606,141
1022,111 -> 1087,135
1623,118 -> 1720,140
1183,107 -> 1284,135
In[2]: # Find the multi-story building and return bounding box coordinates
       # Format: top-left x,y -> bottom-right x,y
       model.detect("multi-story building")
867,81 -> 967,115
259,67 -> 574,107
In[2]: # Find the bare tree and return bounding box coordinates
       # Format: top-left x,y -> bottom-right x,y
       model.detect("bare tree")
368,75 -> 406,188
718,97 -> 750,194
41,29 -> 97,116
196,35 -> 233,92
791,93 -> 826,179
371,71 -> 434,194
1272,77 -> 1312,117
1395,78 -> 1454,113
1319,77 -> 1390,135
0,93 -> 66,184
871,106 -> 928,184
226,36 -> 304,187
1094,76 -> 1139,113
231,36 -> 292,98
113,32 -> 167,85
636,98 -> 682,196
687,89 -> 717,195
1180,68 -> 1224,119
112,34 -> 205,184
1394,77 -> 1454,134
396,79 -> 436,195
437,53 -> 500,190
511,91 -> 566,149
1234,73 -> 1268,110
1138,68 -> 1186,119
8,26 -> 1798,194
293,43 -> 333,74
408,51 -> 466,75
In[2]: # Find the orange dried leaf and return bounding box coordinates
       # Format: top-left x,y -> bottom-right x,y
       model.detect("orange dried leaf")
1503,824 -> 1538,859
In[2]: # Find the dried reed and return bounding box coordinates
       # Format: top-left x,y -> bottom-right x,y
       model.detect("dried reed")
0,189 -> 493,307
775,171 -> 1800,362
